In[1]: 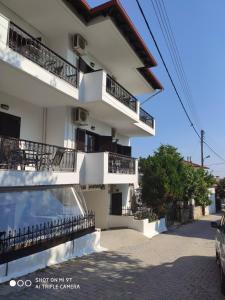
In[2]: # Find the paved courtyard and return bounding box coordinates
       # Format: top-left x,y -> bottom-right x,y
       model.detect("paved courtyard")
0,214 -> 223,300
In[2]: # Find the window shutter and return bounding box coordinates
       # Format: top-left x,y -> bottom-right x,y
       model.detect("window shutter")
76,128 -> 86,151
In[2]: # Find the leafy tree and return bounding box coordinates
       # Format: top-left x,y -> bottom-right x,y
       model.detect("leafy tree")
140,145 -> 185,214
194,168 -> 215,207
216,178 -> 225,200
140,144 -> 215,215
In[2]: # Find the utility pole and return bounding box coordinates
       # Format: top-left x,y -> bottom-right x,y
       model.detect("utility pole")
201,130 -> 205,167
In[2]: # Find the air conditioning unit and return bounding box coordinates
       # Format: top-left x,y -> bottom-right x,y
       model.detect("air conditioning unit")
72,34 -> 87,55
72,108 -> 88,124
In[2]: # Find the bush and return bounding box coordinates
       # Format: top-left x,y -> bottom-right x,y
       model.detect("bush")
134,208 -> 158,223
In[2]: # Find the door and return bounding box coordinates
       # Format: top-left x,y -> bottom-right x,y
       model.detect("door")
0,111 -> 21,138
76,128 -> 86,151
98,135 -> 113,152
86,131 -> 98,152
111,193 -> 122,215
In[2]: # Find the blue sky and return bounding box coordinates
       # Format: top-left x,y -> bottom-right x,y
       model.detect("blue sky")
87,0 -> 225,177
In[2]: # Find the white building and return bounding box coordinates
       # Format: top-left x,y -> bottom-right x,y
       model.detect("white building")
0,0 -> 162,280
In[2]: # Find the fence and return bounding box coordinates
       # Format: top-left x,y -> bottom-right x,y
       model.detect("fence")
0,135 -> 77,172
108,152 -> 136,174
106,75 -> 137,112
8,22 -> 78,87
139,107 -> 154,128
0,213 -> 95,264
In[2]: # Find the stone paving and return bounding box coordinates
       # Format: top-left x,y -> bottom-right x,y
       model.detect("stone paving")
0,214 -> 223,300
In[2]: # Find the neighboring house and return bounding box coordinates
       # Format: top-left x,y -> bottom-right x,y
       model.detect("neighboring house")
184,159 -> 216,215
183,159 -> 209,170
0,0 -> 162,281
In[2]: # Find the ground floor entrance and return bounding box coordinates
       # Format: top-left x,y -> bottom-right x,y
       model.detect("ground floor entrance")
84,184 -> 132,229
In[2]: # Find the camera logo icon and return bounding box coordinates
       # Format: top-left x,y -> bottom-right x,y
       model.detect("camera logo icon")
9,279 -> 32,287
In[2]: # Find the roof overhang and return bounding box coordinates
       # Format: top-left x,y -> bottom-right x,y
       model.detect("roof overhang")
65,0 -> 163,90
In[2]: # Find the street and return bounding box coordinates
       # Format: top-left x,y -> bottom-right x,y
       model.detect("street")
0,214 -> 223,300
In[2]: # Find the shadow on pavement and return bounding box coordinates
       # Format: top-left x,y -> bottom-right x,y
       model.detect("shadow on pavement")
0,251 -> 223,300
165,214 -> 222,241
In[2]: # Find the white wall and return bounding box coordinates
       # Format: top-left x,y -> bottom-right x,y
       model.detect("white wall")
45,105 -> 130,151
0,90 -> 44,142
46,107 -> 67,147
205,187 -> 216,215
108,216 -> 167,238
79,70 -> 139,123
0,3 -> 46,42
83,152 -> 138,185
84,188 -> 110,229
0,231 -> 101,283
48,34 -> 78,67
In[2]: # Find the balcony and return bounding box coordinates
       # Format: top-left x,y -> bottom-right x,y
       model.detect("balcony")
0,135 -> 76,172
106,75 -> 137,112
0,135 -> 80,187
80,70 -> 142,136
108,153 -> 136,174
139,107 -> 154,129
83,152 -> 138,185
0,14 -> 79,107
8,22 -> 78,88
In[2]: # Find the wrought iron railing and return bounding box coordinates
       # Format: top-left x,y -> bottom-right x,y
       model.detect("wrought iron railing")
108,152 -> 136,174
140,107 -> 154,128
8,22 -> 78,87
0,135 -> 76,172
106,75 -> 137,112
0,213 -> 95,264
110,208 -> 134,216
110,207 -> 159,222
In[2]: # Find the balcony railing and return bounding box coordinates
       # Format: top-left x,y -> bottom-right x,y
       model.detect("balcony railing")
0,135 -> 76,172
0,213 -> 95,264
140,107 -> 154,128
108,152 -> 136,174
106,75 -> 137,112
8,22 -> 78,87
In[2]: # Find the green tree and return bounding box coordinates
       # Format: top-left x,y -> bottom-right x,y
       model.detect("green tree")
194,168 -> 215,207
140,145 -> 185,214
140,144 -> 215,215
216,178 -> 225,200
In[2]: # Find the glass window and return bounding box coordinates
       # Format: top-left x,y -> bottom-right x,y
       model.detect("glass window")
0,186 -> 86,231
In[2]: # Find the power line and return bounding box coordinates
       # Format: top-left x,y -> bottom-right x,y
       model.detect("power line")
135,0 -> 200,139
204,141 -> 225,163
207,162 -> 225,166
153,0 -> 202,130
135,0 -> 225,168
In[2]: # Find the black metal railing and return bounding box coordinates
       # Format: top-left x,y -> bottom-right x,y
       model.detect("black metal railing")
140,107 -> 154,128
110,208 -> 133,216
106,75 -> 137,112
0,135 -> 76,172
108,152 -> 136,174
8,22 -> 78,87
110,207 -> 159,222
0,213 -> 95,264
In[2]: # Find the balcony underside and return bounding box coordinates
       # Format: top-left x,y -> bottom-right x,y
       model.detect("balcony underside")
0,53 -> 78,107
1,0 -> 155,94
83,100 -> 154,137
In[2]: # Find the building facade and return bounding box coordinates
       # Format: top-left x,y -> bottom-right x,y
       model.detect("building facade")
0,0 -> 162,280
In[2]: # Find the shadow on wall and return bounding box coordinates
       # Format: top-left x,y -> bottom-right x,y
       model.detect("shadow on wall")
0,170 -> 59,187
0,47 -> 22,69
0,253 -> 223,299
